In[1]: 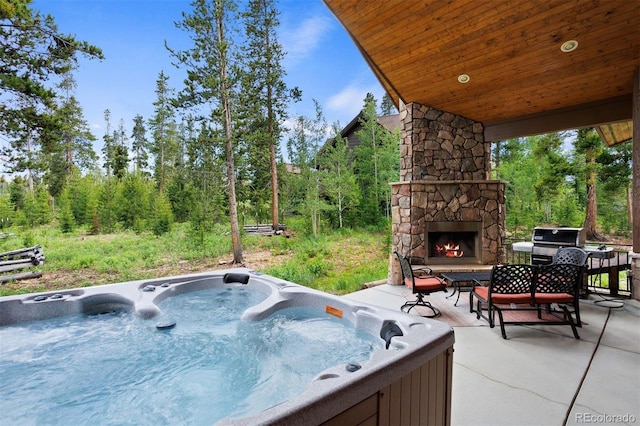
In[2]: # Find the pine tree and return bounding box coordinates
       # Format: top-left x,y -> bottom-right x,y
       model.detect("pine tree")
598,140 -> 633,229
64,169 -> 95,227
169,0 -> 244,263
165,118 -> 195,223
116,172 -> 152,231
0,0 -> 102,146
131,115 -> 150,173
148,71 -> 178,192
102,109 -> 115,177
574,128 -> 605,240
97,177 -> 118,233
9,177 -> 26,211
241,0 -> 301,231
46,73 -> 97,197
112,119 -> 130,179
151,190 -> 174,236
58,190 -> 75,233
498,138 -> 544,237
380,93 -> 396,116
531,132 -> 572,223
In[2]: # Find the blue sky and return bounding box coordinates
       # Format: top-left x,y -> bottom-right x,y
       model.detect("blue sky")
31,0 -> 386,147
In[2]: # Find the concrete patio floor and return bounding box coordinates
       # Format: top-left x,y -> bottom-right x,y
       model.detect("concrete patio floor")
343,284 -> 640,426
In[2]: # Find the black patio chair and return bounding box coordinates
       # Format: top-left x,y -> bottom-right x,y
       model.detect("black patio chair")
533,262 -> 583,339
394,251 -> 447,318
470,264 -> 536,338
553,247 -> 589,266
552,246 -> 589,326
471,263 -> 582,339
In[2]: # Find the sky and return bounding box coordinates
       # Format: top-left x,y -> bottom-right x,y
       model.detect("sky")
31,0 -> 387,151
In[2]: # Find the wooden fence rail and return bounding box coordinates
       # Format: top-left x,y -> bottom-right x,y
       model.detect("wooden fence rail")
0,245 -> 45,283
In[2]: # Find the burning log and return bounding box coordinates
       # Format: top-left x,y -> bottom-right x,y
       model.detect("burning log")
435,242 -> 465,258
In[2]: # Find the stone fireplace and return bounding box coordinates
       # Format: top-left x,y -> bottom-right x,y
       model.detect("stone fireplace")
390,101 -> 506,283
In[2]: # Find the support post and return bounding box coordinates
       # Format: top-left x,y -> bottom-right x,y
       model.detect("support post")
632,67 -> 640,301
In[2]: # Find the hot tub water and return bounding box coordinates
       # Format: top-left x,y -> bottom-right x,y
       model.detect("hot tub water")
0,286 -> 381,425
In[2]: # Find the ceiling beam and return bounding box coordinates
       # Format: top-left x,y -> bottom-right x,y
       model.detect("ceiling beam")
484,95 -> 633,142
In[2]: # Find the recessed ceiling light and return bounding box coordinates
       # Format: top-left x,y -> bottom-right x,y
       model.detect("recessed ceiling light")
457,74 -> 470,83
560,40 -> 578,52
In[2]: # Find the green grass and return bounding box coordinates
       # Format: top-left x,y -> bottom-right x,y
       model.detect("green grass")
0,222 -> 391,297
262,229 -> 390,294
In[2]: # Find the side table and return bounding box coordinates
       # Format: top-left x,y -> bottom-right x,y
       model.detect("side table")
440,272 -> 491,307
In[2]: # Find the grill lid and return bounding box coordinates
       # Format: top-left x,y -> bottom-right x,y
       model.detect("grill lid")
532,227 -> 585,247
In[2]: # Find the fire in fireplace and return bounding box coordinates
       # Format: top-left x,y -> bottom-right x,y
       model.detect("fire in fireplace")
436,242 -> 465,258
426,222 -> 482,264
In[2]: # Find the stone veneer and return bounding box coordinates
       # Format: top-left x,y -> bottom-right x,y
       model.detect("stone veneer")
390,102 -> 506,283
399,103 -> 489,182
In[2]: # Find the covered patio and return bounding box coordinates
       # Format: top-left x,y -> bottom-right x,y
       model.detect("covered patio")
323,0 -> 640,305
344,282 -> 640,425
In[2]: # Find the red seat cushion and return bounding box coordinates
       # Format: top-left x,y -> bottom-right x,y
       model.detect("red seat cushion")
405,276 -> 445,292
534,292 -> 574,304
473,286 -> 532,304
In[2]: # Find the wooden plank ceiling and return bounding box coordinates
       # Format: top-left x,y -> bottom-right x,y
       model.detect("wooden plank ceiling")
323,0 -> 639,145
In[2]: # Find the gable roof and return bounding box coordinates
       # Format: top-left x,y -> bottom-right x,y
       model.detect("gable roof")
338,112 -> 401,138
323,0 -> 639,145
319,113 -> 401,158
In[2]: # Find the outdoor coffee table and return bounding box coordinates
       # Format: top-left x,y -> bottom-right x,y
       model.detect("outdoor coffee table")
440,271 -> 491,307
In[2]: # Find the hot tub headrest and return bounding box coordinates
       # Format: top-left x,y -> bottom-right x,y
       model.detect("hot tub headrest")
223,273 -> 250,284
380,320 -> 403,350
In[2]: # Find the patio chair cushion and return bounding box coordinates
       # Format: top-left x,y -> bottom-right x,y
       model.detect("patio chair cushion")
472,286 -> 532,304
534,292 -> 573,304
405,276 -> 446,292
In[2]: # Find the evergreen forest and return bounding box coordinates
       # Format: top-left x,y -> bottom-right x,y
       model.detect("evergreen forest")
0,0 -> 633,295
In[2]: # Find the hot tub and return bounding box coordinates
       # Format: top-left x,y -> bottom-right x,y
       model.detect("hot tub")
0,269 -> 454,425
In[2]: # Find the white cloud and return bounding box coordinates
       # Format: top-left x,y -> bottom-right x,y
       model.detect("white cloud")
281,15 -> 333,65
326,85 -> 370,118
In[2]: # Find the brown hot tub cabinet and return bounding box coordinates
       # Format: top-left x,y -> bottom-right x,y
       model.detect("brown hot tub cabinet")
323,347 -> 453,426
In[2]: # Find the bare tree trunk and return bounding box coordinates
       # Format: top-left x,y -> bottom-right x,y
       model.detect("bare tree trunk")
27,135 -> 34,192
627,183 -> 633,225
266,26 -> 279,233
270,142 -> 279,231
225,117 -> 243,264
584,164 -> 605,240
216,13 -> 242,265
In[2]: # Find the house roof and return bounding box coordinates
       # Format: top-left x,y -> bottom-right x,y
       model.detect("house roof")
339,112 -> 401,139
318,113 -> 401,158
377,114 -> 402,133
323,0 -> 639,146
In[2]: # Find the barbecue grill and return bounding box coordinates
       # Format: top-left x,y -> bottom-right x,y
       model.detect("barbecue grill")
531,227 -> 586,265
530,226 -> 614,265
